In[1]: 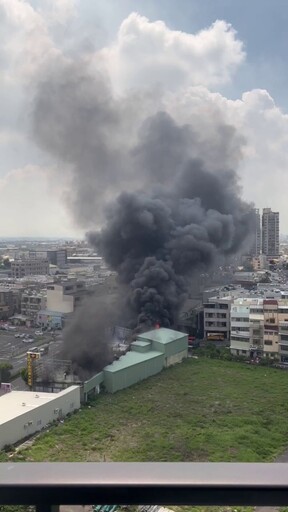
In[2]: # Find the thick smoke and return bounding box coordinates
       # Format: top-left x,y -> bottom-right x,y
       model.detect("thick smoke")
61,299 -> 115,380
31,58 -> 253,374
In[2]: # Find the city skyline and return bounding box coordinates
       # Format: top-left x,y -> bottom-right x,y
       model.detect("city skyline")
1,1 -> 288,236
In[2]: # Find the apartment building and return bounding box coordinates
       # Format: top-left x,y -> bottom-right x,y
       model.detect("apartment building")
46,279 -> 88,314
21,292 -> 47,320
262,208 -> 280,258
29,249 -> 67,268
230,300 -> 251,356
277,301 -> 288,362
230,297 -> 288,361
263,299 -> 279,357
250,208 -> 261,256
203,297 -> 231,340
11,259 -> 49,278
0,289 -> 14,320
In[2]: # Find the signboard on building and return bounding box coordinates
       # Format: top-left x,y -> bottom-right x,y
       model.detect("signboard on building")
27,352 -> 40,387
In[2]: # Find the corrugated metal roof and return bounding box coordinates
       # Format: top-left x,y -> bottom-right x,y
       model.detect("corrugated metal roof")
131,341 -> 151,347
138,327 -> 186,344
104,350 -> 163,373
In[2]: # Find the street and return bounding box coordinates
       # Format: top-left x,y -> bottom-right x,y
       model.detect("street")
0,329 -> 64,377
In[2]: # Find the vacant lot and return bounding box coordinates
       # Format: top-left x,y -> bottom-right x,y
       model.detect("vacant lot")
9,358 -> 288,463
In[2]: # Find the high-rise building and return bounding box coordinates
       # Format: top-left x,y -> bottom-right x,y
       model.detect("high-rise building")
249,208 -> 261,256
262,208 -> 280,258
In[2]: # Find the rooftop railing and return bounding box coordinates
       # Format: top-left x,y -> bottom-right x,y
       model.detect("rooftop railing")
1,462 -> 288,512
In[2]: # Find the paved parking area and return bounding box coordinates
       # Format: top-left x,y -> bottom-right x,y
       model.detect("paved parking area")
0,329 -> 63,376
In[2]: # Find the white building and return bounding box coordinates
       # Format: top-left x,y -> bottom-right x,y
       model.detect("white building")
250,208 -> 261,256
230,298 -> 265,357
0,386 -> 80,450
230,301 -> 251,356
46,280 -> 88,314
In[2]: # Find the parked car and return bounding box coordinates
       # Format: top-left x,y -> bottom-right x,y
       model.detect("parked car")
23,338 -> 34,343
14,333 -> 20,338
35,331 -> 43,336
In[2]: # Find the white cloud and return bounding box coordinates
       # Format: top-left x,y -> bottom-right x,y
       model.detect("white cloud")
1,3 -> 288,234
0,165 -> 79,237
0,129 -> 24,146
99,13 -> 245,92
39,0 -> 76,26
0,0 -> 62,83
164,85 -> 288,231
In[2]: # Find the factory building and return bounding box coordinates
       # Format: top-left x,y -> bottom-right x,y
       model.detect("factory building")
31,327 -> 188,399
85,327 -> 188,395
0,386 -> 80,450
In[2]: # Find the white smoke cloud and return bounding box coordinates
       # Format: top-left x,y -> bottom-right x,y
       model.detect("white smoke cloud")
99,13 -> 245,92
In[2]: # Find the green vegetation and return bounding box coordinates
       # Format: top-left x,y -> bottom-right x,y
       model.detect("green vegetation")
20,367 -> 28,384
0,363 -> 13,383
9,358 -> 288,463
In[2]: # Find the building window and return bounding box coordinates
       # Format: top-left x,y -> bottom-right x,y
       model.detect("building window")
70,402 -> 74,409
264,340 -> 273,346
37,420 -> 42,426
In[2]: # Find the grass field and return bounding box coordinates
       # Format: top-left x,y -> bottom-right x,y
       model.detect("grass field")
8,357 -> 288,464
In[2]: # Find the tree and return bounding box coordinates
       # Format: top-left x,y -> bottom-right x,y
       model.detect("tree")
3,258 -> 11,269
0,363 -> 13,383
20,367 -> 28,384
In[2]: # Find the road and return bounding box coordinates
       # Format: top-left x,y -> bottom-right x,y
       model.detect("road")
0,329 -> 63,376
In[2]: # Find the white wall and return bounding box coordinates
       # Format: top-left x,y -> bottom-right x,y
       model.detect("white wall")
46,288 -> 74,313
0,386 -> 80,450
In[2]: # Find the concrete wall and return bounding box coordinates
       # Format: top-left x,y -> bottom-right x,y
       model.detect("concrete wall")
47,288 -> 74,313
165,349 -> 188,367
0,386 -> 80,450
83,372 -> 104,401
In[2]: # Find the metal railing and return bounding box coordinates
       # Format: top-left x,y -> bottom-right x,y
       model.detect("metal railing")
2,462 -> 288,511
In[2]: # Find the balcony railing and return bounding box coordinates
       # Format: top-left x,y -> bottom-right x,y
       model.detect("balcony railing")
1,463 -> 288,512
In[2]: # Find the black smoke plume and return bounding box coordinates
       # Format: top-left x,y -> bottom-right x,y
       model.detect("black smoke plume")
61,299 -> 115,380
31,58 -> 253,374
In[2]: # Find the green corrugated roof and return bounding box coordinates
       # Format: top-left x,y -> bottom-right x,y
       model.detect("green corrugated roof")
104,350 -> 163,373
138,327 -> 187,344
131,341 -> 151,347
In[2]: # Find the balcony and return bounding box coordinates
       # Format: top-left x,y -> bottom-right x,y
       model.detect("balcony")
1,463 -> 288,511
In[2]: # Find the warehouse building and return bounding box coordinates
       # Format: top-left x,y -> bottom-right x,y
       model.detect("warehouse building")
91,327 -> 188,395
0,386 -> 80,450
31,327 -> 188,398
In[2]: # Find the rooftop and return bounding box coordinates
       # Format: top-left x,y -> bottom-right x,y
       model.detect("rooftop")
131,341 -> 151,347
0,387 -> 79,425
38,309 -> 65,316
104,350 -> 163,373
138,327 -> 187,344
